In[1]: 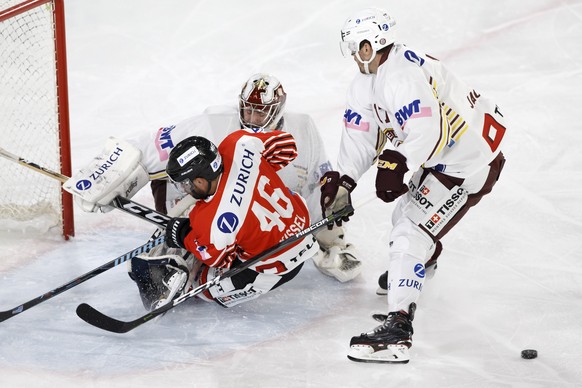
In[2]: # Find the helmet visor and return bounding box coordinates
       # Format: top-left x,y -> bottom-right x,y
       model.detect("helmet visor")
169,176 -> 196,197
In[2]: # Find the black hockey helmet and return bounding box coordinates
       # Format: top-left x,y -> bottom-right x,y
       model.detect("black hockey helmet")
166,136 -> 223,198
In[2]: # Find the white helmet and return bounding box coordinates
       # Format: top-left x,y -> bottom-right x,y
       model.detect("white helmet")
239,73 -> 287,131
340,8 -> 396,58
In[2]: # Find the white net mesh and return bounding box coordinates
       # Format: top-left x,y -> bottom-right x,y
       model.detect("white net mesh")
0,0 -> 63,232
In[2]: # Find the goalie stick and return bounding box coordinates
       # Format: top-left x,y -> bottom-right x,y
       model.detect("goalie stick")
0,146 -> 171,229
0,231 -> 165,323
76,204 -> 355,333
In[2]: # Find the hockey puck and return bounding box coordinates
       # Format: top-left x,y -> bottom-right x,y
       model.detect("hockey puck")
521,349 -> 537,359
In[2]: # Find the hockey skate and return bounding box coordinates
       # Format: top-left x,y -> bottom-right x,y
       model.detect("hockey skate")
129,254 -> 190,311
348,303 -> 416,364
151,266 -> 188,310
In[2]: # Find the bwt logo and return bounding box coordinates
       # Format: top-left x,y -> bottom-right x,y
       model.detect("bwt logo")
343,109 -> 369,132
155,125 -> 175,161
76,179 -> 92,191
395,99 -> 432,126
217,212 -> 239,233
157,126 -> 175,150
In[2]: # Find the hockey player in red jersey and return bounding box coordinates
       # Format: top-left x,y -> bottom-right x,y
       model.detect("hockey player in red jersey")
66,73 -> 362,285
160,131 -> 318,308
321,8 -> 507,363
64,74 -> 360,311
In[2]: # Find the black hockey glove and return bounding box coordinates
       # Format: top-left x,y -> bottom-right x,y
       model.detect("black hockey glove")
165,217 -> 192,249
375,149 -> 409,203
320,171 -> 357,228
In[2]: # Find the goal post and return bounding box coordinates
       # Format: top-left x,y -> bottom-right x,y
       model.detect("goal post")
0,0 -> 74,239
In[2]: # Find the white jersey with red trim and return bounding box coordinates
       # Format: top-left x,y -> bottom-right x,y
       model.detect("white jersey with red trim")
181,130 -> 315,275
129,108 -> 332,217
339,43 -> 507,181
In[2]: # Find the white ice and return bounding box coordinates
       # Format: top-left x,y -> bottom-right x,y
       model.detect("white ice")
1,0 -> 581,387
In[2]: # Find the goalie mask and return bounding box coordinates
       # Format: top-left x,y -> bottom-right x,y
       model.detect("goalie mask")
166,136 -> 223,200
239,73 -> 287,131
340,8 -> 396,73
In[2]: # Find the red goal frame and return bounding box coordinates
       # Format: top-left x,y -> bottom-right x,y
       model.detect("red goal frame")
0,0 -> 74,239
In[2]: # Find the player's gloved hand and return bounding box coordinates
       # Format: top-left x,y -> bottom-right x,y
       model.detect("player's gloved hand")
375,149 -> 409,203
320,171 -> 357,228
165,217 -> 192,249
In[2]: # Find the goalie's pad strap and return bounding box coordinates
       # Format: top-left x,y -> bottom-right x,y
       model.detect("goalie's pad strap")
63,137 -> 149,205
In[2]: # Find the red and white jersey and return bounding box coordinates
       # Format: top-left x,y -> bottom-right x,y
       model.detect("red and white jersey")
339,43 -> 507,181
129,108 -> 332,217
182,130 -> 314,275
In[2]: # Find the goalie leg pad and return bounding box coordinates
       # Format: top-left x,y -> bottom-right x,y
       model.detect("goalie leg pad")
313,227 -> 362,282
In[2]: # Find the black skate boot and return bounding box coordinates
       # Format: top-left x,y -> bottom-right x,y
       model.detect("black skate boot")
129,255 -> 189,311
348,303 -> 416,363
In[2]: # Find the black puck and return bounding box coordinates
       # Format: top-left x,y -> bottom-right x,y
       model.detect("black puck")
521,349 -> 537,359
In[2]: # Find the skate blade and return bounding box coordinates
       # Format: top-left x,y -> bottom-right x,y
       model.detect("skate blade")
347,344 -> 410,364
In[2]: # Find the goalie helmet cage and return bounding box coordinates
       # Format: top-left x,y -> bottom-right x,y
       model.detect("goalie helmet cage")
0,0 -> 74,239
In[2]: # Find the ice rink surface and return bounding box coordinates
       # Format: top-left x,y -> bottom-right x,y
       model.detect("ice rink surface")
1,0 -> 581,387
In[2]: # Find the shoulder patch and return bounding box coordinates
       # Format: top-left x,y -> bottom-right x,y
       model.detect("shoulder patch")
404,50 -> 425,66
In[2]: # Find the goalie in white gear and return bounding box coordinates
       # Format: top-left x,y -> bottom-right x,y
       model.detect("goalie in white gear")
147,74 -> 362,284
162,74 -> 361,284
67,73 -> 362,310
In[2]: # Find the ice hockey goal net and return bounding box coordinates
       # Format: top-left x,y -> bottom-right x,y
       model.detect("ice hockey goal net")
0,0 -> 74,239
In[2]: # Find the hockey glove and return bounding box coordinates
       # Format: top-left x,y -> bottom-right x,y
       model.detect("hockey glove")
63,137 -> 149,213
320,171 -> 356,228
375,149 -> 409,203
165,217 -> 192,249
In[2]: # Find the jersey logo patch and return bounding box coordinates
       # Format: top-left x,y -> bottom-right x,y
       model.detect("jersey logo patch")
414,264 -> 425,278
395,99 -> 432,127
217,212 -> 239,233
343,109 -> 370,132
155,125 -> 176,161
196,244 -> 211,260
404,50 -> 425,66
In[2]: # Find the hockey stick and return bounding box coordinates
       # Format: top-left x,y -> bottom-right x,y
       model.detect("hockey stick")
76,204 -> 355,333
0,146 -> 170,229
0,231 -> 166,323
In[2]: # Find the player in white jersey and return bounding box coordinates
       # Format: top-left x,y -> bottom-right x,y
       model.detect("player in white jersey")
320,8 -> 507,363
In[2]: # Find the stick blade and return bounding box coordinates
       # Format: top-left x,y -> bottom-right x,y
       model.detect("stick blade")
76,303 -> 134,334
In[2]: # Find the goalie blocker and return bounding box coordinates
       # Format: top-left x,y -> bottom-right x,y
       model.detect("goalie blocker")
63,137 -> 149,212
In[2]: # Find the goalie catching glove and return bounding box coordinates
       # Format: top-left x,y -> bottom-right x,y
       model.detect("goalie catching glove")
375,149 -> 409,203
320,171 -> 356,228
63,137 -> 149,212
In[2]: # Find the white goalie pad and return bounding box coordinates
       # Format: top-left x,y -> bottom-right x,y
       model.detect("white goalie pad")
403,172 -> 468,236
313,227 -> 362,282
63,137 -> 149,212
